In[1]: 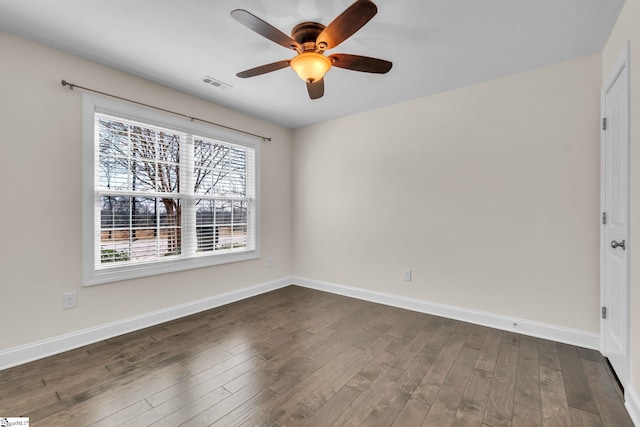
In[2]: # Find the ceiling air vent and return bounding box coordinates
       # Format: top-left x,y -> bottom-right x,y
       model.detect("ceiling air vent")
202,76 -> 232,90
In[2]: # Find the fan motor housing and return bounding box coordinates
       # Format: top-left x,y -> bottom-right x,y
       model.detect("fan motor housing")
291,22 -> 325,49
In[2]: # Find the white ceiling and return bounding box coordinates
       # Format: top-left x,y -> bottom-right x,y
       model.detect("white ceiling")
0,0 -> 624,129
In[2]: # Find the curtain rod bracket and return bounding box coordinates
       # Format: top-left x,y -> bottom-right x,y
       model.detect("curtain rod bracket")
60,79 -> 271,142
61,80 -> 75,90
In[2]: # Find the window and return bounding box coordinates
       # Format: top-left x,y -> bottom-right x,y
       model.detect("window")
83,95 -> 260,285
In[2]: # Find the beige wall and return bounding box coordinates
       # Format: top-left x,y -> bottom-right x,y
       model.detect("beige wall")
0,32 -> 293,350
602,0 -> 640,404
293,53 -> 602,332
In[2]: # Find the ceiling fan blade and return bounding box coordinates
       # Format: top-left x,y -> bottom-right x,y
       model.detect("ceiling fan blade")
236,60 -> 291,78
316,0 -> 377,50
329,54 -> 392,73
307,78 -> 324,99
231,9 -> 300,51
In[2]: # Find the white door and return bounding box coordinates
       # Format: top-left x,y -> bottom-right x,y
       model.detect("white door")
601,43 -> 630,388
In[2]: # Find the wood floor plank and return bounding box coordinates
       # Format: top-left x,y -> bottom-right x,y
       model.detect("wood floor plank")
390,330 -> 432,370
224,318 -> 330,383
120,387 -> 231,427
391,398 -> 430,426
274,333 -> 395,426
556,343 -> 598,415
145,355 -> 263,407
421,346 -> 479,426
241,345 -> 364,425
358,308 -> 398,336
361,390 -> 412,427
346,349 -> 396,392
424,316 -> 460,336
0,346 -> 95,389
327,301 -> 383,332
301,321 -> 364,359
0,286 -> 633,427
452,368 -> 493,427
412,332 -> 467,404
330,364 -> 405,427
164,385 -> 271,427
538,339 -> 561,370
385,335 -> 415,355
512,402 -> 542,427
298,385 -> 361,427
577,348 -> 604,363
210,388 -> 281,427
360,329 -> 431,425
269,341 -> 363,395
90,399 -> 153,427
392,340 -> 441,401
456,322 -> 489,350
581,359 -> 634,427
483,342 -> 518,427
514,335 -> 541,410
475,329 -> 503,373
0,388 -> 59,417
502,331 -> 520,347
381,310 -> 416,338
539,365 -> 571,427
570,407 -> 604,427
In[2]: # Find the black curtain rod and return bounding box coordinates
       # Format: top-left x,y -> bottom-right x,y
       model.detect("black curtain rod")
61,80 -> 271,142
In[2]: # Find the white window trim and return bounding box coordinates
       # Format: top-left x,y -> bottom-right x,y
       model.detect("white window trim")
82,94 -> 261,286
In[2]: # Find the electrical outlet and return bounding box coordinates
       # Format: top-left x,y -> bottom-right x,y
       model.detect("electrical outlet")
63,292 -> 77,309
266,257 -> 273,268
403,268 -> 412,281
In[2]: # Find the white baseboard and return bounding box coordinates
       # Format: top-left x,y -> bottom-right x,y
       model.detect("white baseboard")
0,277 -> 291,371
292,276 -> 600,350
626,385 -> 640,426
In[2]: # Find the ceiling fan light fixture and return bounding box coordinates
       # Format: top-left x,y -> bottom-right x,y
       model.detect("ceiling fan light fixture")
290,52 -> 331,83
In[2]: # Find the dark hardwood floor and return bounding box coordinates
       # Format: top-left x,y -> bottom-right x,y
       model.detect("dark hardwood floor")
0,286 -> 633,426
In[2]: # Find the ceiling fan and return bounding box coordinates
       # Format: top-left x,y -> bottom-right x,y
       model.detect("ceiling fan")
231,0 -> 393,100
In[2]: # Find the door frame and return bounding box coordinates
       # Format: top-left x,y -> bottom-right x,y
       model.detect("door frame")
600,41 -> 631,388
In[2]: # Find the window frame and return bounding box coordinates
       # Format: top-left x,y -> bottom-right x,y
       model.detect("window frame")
82,94 -> 261,286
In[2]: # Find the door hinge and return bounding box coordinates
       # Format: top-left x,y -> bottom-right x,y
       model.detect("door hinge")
602,306 -> 607,319
602,212 -> 607,225
602,117 -> 607,130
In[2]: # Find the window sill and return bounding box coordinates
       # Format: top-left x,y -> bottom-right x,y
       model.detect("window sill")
83,249 -> 260,286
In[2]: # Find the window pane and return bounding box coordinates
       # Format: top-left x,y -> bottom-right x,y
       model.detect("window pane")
228,147 -> 246,172
100,196 -> 181,264
99,118 -> 128,155
193,138 -> 247,197
195,199 -> 216,252
194,199 -> 249,253
232,200 -> 247,224
231,224 -> 248,249
98,155 -> 129,190
216,200 -> 232,225
159,199 -> 182,257
157,163 -> 180,193
130,161 -> 156,192
97,114 -> 181,194
130,126 -> 156,160
158,132 -> 180,164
